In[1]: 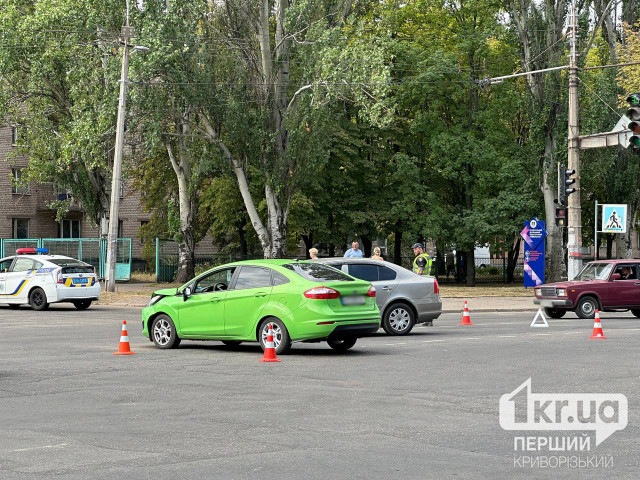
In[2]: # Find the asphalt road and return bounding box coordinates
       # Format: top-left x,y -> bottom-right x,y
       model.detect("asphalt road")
0,304 -> 639,479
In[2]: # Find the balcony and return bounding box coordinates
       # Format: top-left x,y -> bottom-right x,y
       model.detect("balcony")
36,189 -> 83,211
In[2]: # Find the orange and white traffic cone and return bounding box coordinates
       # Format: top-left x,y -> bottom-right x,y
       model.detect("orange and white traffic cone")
113,320 -> 136,355
260,323 -> 281,363
590,310 -> 607,339
458,300 -> 474,326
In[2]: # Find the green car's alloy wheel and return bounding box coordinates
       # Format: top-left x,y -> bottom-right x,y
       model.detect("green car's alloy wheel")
152,315 -> 181,349
327,337 -> 357,352
259,318 -> 291,355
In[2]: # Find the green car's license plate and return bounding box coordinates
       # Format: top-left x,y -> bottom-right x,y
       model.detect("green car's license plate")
341,295 -> 366,306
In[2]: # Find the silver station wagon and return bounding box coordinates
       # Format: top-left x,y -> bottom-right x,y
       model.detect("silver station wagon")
317,258 -> 442,335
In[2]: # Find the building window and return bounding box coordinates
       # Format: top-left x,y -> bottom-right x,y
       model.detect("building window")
12,218 -> 29,239
11,126 -> 19,146
59,219 -> 80,238
11,168 -> 30,194
118,220 -> 124,238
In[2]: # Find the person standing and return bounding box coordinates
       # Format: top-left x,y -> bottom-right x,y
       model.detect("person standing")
412,243 -> 432,276
371,247 -> 383,261
308,248 -> 319,260
344,241 -> 364,258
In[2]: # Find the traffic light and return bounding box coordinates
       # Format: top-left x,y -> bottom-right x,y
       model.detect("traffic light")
555,206 -> 567,227
627,93 -> 640,149
558,164 -> 576,206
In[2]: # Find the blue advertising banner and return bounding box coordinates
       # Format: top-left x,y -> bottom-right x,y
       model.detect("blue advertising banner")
521,218 -> 547,287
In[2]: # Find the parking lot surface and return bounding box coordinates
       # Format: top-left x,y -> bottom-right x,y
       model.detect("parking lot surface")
1,305 -> 638,479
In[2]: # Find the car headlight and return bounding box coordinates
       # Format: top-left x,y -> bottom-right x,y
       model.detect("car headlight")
557,288 -> 567,297
147,295 -> 164,307
535,288 -> 541,296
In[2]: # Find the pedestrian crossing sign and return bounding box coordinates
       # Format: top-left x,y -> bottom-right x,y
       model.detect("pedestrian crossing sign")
601,204 -> 627,234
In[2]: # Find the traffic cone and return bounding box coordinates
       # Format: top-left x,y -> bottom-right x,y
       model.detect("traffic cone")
458,300 -> 474,326
260,323 -> 281,363
590,310 -> 607,339
113,320 -> 136,355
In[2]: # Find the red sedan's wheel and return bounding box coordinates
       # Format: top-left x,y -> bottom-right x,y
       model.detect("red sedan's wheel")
576,296 -> 598,319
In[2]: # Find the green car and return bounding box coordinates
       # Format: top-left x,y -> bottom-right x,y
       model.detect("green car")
141,260 -> 380,354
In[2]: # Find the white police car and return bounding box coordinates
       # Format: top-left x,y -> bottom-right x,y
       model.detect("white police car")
0,248 -> 100,311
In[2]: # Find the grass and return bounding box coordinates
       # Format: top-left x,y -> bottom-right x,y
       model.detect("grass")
439,283 -> 535,298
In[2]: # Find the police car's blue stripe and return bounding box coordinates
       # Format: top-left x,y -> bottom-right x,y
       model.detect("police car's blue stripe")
0,280 -> 26,296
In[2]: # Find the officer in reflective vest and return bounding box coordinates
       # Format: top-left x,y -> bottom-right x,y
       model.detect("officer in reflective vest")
412,243 -> 432,276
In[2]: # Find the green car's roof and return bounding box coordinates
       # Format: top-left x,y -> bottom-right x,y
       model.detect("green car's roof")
227,259 -> 310,266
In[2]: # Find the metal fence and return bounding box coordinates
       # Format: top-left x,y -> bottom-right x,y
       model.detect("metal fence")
154,239 -> 525,284
0,238 -> 132,280
394,256 -> 524,283
154,238 -> 263,283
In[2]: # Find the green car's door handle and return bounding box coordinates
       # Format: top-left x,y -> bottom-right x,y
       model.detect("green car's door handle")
255,292 -> 267,297
211,297 -> 222,302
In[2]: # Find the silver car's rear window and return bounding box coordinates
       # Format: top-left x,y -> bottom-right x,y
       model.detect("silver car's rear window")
283,263 -> 354,282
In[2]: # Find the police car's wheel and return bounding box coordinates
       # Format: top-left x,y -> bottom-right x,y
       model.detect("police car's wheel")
73,300 -> 92,310
151,314 -> 181,349
29,288 -> 49,311
383,302 -> 415,335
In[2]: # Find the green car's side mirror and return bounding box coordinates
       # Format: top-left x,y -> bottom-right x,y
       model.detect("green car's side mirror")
183,286 -> 192,301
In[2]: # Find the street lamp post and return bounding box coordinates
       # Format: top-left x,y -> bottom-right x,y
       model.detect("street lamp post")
105,2 -> 148,292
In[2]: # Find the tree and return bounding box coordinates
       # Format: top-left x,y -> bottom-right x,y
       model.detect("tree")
0,0 -> 125,226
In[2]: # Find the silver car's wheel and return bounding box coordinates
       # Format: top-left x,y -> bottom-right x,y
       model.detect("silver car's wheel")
151,315 -> 181,349
383,302 -> 415,336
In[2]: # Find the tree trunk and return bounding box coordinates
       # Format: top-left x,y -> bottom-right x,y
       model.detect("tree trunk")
176,227 -> 195,283
361,236 -> 372,258
606,234 -> 613,259
507,236 -> 522,283
619,199 -> 639,258
237,217 -> 248,257
466,248 -> 476,287
329,243 -> 336,257
393,227 -> 402,265
302,232 -> 314,258
165,139 -> 195,283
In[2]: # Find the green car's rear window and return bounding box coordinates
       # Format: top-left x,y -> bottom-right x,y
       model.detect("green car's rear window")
283,263 -> 354,282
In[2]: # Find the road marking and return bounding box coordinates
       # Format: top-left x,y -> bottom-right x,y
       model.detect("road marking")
422,339 -> 445,343
499,335 -> 517,338
462,337 -> 480,340
11,443 -> 67,452
533,333 -> 551,336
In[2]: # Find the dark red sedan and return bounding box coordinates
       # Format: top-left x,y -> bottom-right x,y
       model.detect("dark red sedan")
533,260 -> 640,319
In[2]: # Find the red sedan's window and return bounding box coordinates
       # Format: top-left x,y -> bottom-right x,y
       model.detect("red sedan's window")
576,263 -> 613,281
612,264 -> 638,280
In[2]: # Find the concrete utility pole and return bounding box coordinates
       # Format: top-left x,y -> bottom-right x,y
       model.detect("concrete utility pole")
566,1 -> 582,281
105,3 -> 133,292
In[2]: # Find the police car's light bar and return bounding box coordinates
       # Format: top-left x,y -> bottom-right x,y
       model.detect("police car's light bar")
16,248 -> 48,255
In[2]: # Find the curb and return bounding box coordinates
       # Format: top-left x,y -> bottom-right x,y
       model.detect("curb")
442,307 -> 536,314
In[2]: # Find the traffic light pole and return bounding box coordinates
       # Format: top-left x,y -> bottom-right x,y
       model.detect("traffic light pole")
567,2 -> 582,280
